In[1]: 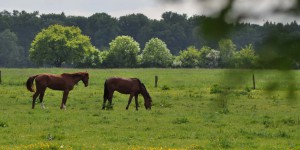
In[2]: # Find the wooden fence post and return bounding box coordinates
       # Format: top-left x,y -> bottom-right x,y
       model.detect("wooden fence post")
155,75 -> 158,88
252,73 -> 255,89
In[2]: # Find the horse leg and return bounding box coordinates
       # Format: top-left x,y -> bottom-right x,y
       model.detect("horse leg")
102,97 -> 107,109
134,95 -> 139,111
32,91 -> 40,109
107,91 -> 114,109
102,91 -> 109,109
60,90 -> 69,110
126,94 -> 134,110
39,89 -> 46,109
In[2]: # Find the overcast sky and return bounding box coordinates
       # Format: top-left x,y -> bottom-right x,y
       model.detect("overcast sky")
0,0 -> 299,24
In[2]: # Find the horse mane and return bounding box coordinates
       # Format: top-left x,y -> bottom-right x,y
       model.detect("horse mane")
131,78 -> 141,84
62,72 -> 87,78
141,83 -> 151,100
133,78 -> 151,100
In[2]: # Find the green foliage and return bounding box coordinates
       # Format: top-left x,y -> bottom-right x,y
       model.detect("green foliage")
198,46 -> 212,66
258,31 -> 300,69
29,24 -> 94,67
104,35 -> 140,68
1,10 -> 300,68
0,29 -> 24,67
119,14 -> 149,45
141,38 -> 173,67
75,46 -> 102,68
177,46 -> 201,68
234,44 -> 258,68
202,47 -> 220,68
218,39 -> 236,68
200,15 -> 234,40
87,13 -> 120,48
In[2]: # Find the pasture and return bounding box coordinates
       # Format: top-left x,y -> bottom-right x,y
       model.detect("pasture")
0,68 -> 299,149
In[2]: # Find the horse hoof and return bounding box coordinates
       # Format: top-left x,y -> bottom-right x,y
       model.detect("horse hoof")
41,103 -> 45,109
60,107 -> 66,110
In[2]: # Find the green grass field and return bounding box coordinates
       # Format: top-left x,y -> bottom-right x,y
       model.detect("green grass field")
0,68 -> 299,149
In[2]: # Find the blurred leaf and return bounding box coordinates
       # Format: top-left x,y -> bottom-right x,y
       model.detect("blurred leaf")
200,17 -> 233,40
258,32 -> 300,70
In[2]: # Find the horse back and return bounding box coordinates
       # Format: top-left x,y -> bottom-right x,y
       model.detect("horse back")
105,77 -> 141,94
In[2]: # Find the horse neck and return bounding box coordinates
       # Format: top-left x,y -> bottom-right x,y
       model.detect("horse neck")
73,76 -> 82,84
140,88 -> 149,100
67,73 -> 82,85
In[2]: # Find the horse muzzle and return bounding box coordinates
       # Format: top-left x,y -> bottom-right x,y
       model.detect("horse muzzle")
145,105 -> 151,110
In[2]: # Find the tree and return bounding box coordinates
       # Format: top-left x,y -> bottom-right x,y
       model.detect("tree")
75,46 -> 102,68
65,16 -> 88,33
10,10 -> 41,66
30,24 -> 95,67
104,36 -> 140,68
141,38 -> 173,67
234,44 -> 258,68
198,46 -> 215,68
0,11 -> 11,32
160,12 -> 189,54
218,39 -> 236,68
87,13 -> 120,49
119,14 -> 149,36
177,46 -> 201,68
205,49 -> 220,68
0,29 -> 24,67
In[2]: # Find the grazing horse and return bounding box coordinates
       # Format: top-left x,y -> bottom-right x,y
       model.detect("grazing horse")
26,72 -> 89,109
103,77 -> 152,110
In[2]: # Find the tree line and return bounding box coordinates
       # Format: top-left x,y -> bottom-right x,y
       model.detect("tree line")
0,10 -> 300,68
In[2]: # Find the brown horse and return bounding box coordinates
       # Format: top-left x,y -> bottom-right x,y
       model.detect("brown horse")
26,72 -> 89,109
103,77 -> 152,110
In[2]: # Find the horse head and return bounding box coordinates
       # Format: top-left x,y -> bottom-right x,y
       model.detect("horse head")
141,83 -> 152,110
144,98 -> 152,110
80,72 -> 89,87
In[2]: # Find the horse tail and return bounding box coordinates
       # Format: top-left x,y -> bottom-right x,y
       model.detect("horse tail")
26,75 -> 38,92
103,81 -> 109,99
